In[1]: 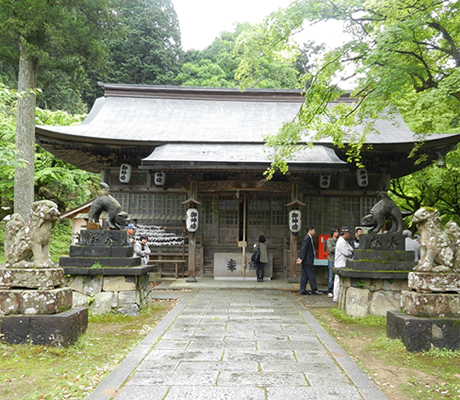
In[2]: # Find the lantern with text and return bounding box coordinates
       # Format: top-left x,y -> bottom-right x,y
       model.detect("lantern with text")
154,172 -> 166,186
119,164 -> 132,183
186,208 -> 199,232
289,210 -> 301,233
356,169 -> 368,187
319,174 -> 331,189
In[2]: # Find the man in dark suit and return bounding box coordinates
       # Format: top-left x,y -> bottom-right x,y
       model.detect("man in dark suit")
296,225 -> 322,295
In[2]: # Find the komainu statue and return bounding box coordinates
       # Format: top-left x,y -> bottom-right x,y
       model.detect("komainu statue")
412,207 -> 460,272
88,183 -> 128,230
4,200 -> 60,268
361,191 -> 403,233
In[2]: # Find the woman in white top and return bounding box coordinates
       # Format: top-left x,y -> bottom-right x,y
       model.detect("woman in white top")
133,235 -> 151,266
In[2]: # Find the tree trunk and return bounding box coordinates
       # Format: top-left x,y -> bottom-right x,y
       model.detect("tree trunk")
14,43 -> 37,218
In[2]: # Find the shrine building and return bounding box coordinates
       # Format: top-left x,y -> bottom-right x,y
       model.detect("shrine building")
35,83 -> 460,280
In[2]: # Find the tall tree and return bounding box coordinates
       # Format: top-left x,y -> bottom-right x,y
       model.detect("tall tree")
235,0 -> 460,174
176,22 -> 302,89
107,0 -> 183,85
0,0 -> 120,217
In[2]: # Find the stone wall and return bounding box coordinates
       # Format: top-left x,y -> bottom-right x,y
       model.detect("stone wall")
335,233 -> 415,317
337,277 -> 408,317
65,273 -> 151,316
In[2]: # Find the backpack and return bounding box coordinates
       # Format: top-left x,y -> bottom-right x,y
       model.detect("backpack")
251,248 -> 260,263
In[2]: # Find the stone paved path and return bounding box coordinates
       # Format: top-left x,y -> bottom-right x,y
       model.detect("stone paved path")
87,289 -> 387,400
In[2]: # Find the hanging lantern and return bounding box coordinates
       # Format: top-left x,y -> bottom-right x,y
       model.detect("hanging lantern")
154,172 -> 166,186
186,208 -> 199,232
356,169 -> 368,187
119,164 -> 132,183
289,209 -> 301,233
319,174 -> 331,189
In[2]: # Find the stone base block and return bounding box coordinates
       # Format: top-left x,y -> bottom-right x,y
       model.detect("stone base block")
401,291 -> 460,317
387,311 -> 460,352
344,260 -> 416,271
354,249 -> 415,262
80,230 -> 127,246
70,245 -> 133,258
0,268 -> 65,290
59,256 -> 142,268
408,272 -> 460,293
0,307 -> 88,347
0,288 -> 72,315
359,234 -> 405,251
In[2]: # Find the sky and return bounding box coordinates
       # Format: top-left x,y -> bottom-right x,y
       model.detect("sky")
172,0 -> 346,51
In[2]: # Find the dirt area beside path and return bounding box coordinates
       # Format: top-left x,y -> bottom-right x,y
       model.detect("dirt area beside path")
295,293 -> 460,400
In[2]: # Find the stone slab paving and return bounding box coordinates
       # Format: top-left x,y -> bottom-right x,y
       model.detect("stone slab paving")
87,289 -> 387,400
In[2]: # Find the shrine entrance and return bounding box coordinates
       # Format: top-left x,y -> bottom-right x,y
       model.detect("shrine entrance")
198,191 -> 290,279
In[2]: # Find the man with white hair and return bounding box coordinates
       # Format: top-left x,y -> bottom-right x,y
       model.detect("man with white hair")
333,227 -> 354,302
403,229 -> 420,261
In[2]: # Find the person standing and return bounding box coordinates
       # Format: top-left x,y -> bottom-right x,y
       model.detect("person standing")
296,226 -> 322,295
133,234 -> 151,265
255,235 -> 268,282
326,228 -> 339,298
403,229 -> 420,261
354,227 -> 363,249
125,223 -> 136,246
333,227 -> 354,302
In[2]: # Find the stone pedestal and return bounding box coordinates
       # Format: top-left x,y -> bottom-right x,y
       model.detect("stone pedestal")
60,230 -> 142,268
0,267 -> 87,347
64,267 -> 152,316
334,234 -> 416,317
387,271 -> 460,352
60,230 -> 152,315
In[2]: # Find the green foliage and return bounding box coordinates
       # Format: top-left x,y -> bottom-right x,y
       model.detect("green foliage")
0,82 -> 98,212
236,0 -> 460,174
0,0 -> 123,111
49,219 -> 72,256
176,22 -> 302,89
391,145 -> 460,226
34,108 -> 99,212
107,0 -> 183,85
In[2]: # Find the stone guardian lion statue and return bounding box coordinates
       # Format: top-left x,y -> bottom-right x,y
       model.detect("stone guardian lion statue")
361,191 -> 404,233
4,200 -> 60,268
88,182 -> 128,230
412,207 -> 460,272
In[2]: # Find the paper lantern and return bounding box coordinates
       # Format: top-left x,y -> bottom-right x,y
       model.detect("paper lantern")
186,208 -> 199,232
119,164 -> 132,183
289,210 -> 301,233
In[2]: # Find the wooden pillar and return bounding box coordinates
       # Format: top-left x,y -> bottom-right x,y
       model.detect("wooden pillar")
184,178 -> 200,283
286,180 -> 304,283
186,231 -> 197,282
289,231 -> 298,282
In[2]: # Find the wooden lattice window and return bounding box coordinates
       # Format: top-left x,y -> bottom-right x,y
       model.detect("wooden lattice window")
218,196 -> 238,226
248,196 -> 270,226
199,195 -> 218,224
272,196 -> 289,225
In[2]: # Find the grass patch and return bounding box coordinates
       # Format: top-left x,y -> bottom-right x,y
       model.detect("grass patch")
0,301 -> 175,400
309,307 -> 460,400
